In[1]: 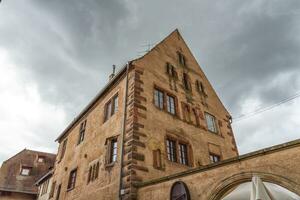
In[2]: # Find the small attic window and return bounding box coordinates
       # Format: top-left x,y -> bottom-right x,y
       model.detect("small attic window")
178,52 -> 186,67
20,166 -> 32,176
37,156 -> 45,163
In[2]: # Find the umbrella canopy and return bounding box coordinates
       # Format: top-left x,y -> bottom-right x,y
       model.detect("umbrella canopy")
250,176 -> 273,200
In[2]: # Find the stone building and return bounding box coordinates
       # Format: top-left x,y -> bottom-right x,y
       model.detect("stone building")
0,149 -> 56,200
35,29 -> 300,200
50,29 -> 239,200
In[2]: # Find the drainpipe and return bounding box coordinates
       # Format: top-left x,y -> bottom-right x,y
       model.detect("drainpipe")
119,62 -> 130,199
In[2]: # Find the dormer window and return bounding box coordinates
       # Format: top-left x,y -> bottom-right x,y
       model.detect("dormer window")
178,52 -> 186,67
20,166 -> 32,176
37,156 -> 45,163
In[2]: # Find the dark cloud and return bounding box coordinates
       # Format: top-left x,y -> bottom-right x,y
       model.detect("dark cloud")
0,0 -> 300,163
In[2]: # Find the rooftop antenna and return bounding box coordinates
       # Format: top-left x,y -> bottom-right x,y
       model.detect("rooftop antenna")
109,65 -> 116,81
137,42 -> 156,57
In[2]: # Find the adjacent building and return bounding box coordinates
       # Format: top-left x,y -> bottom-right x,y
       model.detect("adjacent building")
0,149 -> 56,200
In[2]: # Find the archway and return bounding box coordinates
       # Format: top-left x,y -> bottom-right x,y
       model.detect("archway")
170,181 -> 191,200
209,171 -> 300,200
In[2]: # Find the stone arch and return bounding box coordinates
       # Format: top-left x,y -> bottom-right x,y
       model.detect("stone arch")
208,171 -> 300,200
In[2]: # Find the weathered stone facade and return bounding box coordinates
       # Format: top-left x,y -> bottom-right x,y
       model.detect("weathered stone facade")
136,139 -> 300,199
50,29 -> 239,200
0,149 -> 56,200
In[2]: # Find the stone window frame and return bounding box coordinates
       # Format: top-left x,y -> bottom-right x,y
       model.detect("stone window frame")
104,93 -> 119,123
195,79 -> 206,96
87,161 -> 100,184
153,84 -> 179,117
177,52 -> 187,67
58,139 -> 68,162
209,152 -> 222,163
67,168 -> 78,191
164,134 -> 193,167
77,119 -> 87,145
204,112 -> 219,134
152,149 -> 163,170
166,62 -> 178,79
182,73 -> 192,92
105,135 -> 119,168
37,155 -> 45,163
20,165 -> 32,176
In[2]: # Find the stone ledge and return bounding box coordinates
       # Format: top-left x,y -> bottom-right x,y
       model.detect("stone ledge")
135,138 -> 300,188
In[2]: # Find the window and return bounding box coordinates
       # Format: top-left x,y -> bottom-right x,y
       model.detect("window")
183,73 -> 192,91
153,149 -> 162,169
166,139 -> 177,162
87,162 -> 100,184
110,139 -> 118,163
112,95 -> 118,115
154,88 -> 164,109
67,169 -> 77,190
20,166 -> 31,176
166,137 -> 192,166
55,184 -> 61,200
37,156 -> 45,163
210,153 -> 221,163
104,94 -> 119,122
179,143 -> 188,165
170,182 -> 190,200
205,113 -> 218,133
178,52 -> 186,67
49,181 -> 56,198
167,95 -> 176,115
78,120 -> 87,145
166,63 -> 178,79
182,103 -> 191,122
196,80 -> 205,94
60,139 -> 67,161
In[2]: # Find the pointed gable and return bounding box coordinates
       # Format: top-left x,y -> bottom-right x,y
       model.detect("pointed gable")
133,29 -> 231,117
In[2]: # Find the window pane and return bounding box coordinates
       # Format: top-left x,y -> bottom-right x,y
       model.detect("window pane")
110,139 -> 118,163
154,89 -> 164,109
205,113 -> 217,133
167,95 -> 176,115
105,101 -> 112,121
113,95 -> 118,115
179,144 -> 188,165
167,139 -> 177,162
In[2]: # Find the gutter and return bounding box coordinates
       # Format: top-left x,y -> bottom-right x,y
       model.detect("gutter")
119,62 -> 130,199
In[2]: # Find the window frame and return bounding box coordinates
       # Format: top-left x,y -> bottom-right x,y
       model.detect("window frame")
20,166 -> 32,176
59,139 -> 67,161
209,153 -> 221,163
178,52 -> 187,67
165,136 -> 192,167
104,93 -> 119,122
154,88 -> 164,110
153,85 -> 179,117
78,120 -> 87,145
67,168 -> 77,191
105,136 -> 118,167
205,112 -> 218,134
183,73 -> 192,92
166,94 -> 176,115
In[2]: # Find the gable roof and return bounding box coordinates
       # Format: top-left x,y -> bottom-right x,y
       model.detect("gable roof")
55,28 -> 231,143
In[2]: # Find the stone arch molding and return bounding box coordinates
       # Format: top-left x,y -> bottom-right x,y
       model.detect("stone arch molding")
208,171 -> 300,200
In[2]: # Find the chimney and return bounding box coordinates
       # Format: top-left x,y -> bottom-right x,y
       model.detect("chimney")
109,65 -> 116,81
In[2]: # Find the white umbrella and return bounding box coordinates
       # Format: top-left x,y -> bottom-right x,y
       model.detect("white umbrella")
250,176 -> 273,200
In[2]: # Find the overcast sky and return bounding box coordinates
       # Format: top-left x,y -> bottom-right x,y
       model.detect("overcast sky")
0,0 -> 300,164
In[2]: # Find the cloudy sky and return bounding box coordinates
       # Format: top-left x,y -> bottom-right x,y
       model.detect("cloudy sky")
0,0 -> 300,164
